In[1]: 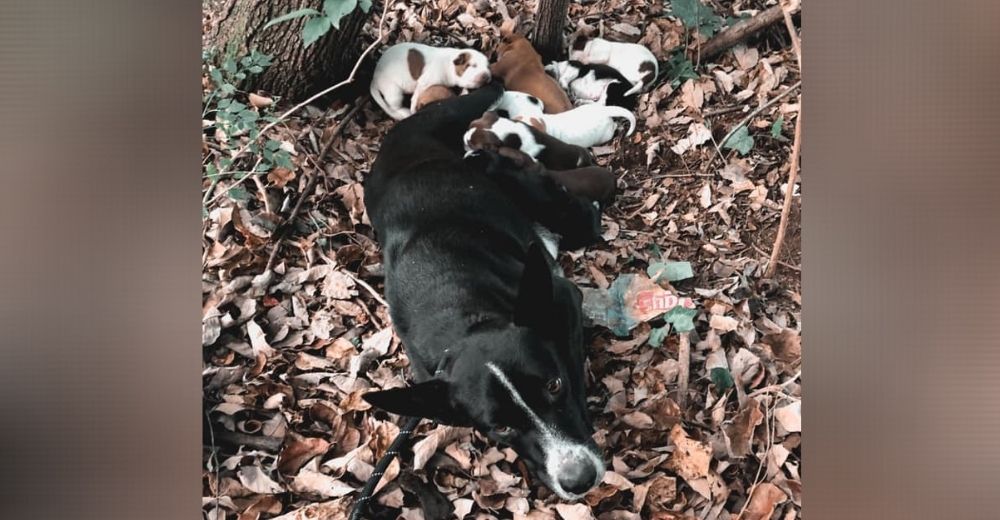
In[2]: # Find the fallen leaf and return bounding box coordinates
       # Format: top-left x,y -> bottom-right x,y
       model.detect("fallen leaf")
279,436 -> 331,474
736,482 -> 787,520
723,398 -> 764,458
237,465 -> 283,494
774,401 -> 801,433
666,425 -> 711,482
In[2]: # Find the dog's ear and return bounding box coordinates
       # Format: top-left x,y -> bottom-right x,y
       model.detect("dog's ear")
513,241 -> 555,330
363,380 -> 460,422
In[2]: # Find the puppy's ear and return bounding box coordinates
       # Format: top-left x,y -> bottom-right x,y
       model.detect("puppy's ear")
514,241 -> 555,330
363,380 -> 461,423
453,51 -> 469,66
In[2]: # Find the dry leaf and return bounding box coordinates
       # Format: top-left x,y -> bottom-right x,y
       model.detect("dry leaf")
736,483 -> 787,520
666,425 -> 711,482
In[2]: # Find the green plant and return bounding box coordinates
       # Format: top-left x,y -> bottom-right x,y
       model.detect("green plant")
662,48 -> 699,88
202,48 -> 293,204
670,0 -> 725,37
265,0 -> 373,48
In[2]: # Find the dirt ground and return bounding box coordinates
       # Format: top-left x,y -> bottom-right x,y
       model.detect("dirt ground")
202,1 -> 802,519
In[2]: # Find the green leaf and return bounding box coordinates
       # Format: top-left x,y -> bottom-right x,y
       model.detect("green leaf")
710,367 -> 734,394
671,0 -> 723,35
228,185 -> 251,202
302,16 -> 332,47
263,8 -> 321,30
647,261 -> 694,282
723,125 -> 754,156
664,306 -> 698,333
358,0 -> 372,12
664,50 -> 698,88
771,116 -> 784,138
324,0 -> 358,29
648,325 -> 670,348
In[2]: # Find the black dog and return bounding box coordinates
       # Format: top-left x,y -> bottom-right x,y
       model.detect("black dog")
362,83 -> 606,499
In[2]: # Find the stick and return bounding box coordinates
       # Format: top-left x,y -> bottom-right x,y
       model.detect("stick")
677,333 -> 691,408
263,97 -> 370,273
781,0 -> 803,70
718,80 -> 801,150
764,111 -> 801,279
213,0 -> 390,180
700,4 -> 800,61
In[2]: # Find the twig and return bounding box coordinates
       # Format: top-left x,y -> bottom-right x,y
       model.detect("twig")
780,0 -> 803,71
677,332 -> 691,408
263,98 -> 371,273
718,80 -> 801,150
748,370 -> 802,399
205,156 -> 263,205
736,399 -> 777,520
647,172 -> 714,179
344,269 -> 390,310
764,111 -> 801,279
214,0 -> 390,180
205,410 -> 221,513
703,105 -> 747,117
751,243 -> 800,272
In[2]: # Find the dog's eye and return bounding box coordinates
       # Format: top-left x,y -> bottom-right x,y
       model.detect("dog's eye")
546,378 -> 562,395
494,425 -> 513,435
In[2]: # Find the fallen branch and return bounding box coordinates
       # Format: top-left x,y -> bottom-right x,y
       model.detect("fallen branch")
263,97 -> 370,273
677,333 -> 691,408
764,111 -> 802,279
700,2 -> 801,61
718,80 -> 801,150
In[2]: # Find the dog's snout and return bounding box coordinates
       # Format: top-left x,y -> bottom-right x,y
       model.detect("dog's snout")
557,457 -> 599,496
476,72 -> 490,85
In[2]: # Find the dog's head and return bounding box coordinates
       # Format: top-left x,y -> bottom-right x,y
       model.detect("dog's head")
451,50 -> 492,89
364,243 -> 604,500
568,34 -> 594,62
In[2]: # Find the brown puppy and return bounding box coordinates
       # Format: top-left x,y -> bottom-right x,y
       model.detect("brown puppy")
490,34 -> 574,114
414,85 -> 458,111
488,147 -> 616,206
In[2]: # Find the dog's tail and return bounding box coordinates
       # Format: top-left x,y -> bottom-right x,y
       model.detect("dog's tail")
603,106 -> 636,136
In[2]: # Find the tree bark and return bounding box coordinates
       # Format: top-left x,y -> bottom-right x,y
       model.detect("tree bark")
205,0 -> 368,103
532,0 -> 570,62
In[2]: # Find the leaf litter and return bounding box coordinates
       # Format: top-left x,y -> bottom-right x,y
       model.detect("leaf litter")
202,0 -> 802,518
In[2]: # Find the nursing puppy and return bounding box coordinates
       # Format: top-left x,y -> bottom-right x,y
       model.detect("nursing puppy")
363,84 -> 606,500
490,90 -> 545,125
370,42 -> 491,120
569,36 -> 658,96
545,60 -> 638,109
480,146 -> 617,208
490,33 -> 574,114
464,111 -> 594,170
414,85 -> 458,111
524,104 -> 637,148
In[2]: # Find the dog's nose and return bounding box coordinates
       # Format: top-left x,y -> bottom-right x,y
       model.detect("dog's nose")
557,459 -> 598,496
476,72 -> 490,85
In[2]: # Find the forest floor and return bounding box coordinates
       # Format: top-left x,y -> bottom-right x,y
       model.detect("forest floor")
202,1 -> 802,519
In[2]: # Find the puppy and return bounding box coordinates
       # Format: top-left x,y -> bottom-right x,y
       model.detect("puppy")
490,34 -> 574,114
519,104 -> 637,148
490,90 -> 545,126
544,60 -> 638,109
371,42 -> 491,120
363,84 -> 605,500
464,111 -> 594,170
569,36 -> 658,96
479,147 -> 617,207
414,85 -> 459,111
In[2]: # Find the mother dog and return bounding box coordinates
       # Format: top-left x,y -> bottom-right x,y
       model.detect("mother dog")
362,83 -> 606,500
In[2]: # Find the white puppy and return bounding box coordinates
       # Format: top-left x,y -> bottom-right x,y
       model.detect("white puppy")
370,42 -> 491,120
516,104 -> 636,148
568,36 -> 658,97
489,91 -> 545,125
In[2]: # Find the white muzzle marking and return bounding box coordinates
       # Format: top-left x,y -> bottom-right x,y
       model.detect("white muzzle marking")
486,362 -> 604,500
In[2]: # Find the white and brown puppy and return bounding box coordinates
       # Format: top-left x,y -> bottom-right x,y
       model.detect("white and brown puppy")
489,90 -> 545,127
370,42 -> 491,120
464,111 -> 594,171
569,36 -> 658,97
516,104 -> 636,148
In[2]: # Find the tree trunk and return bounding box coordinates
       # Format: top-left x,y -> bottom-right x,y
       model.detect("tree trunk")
532,0 -> 570,62
205,0 -> 368,103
